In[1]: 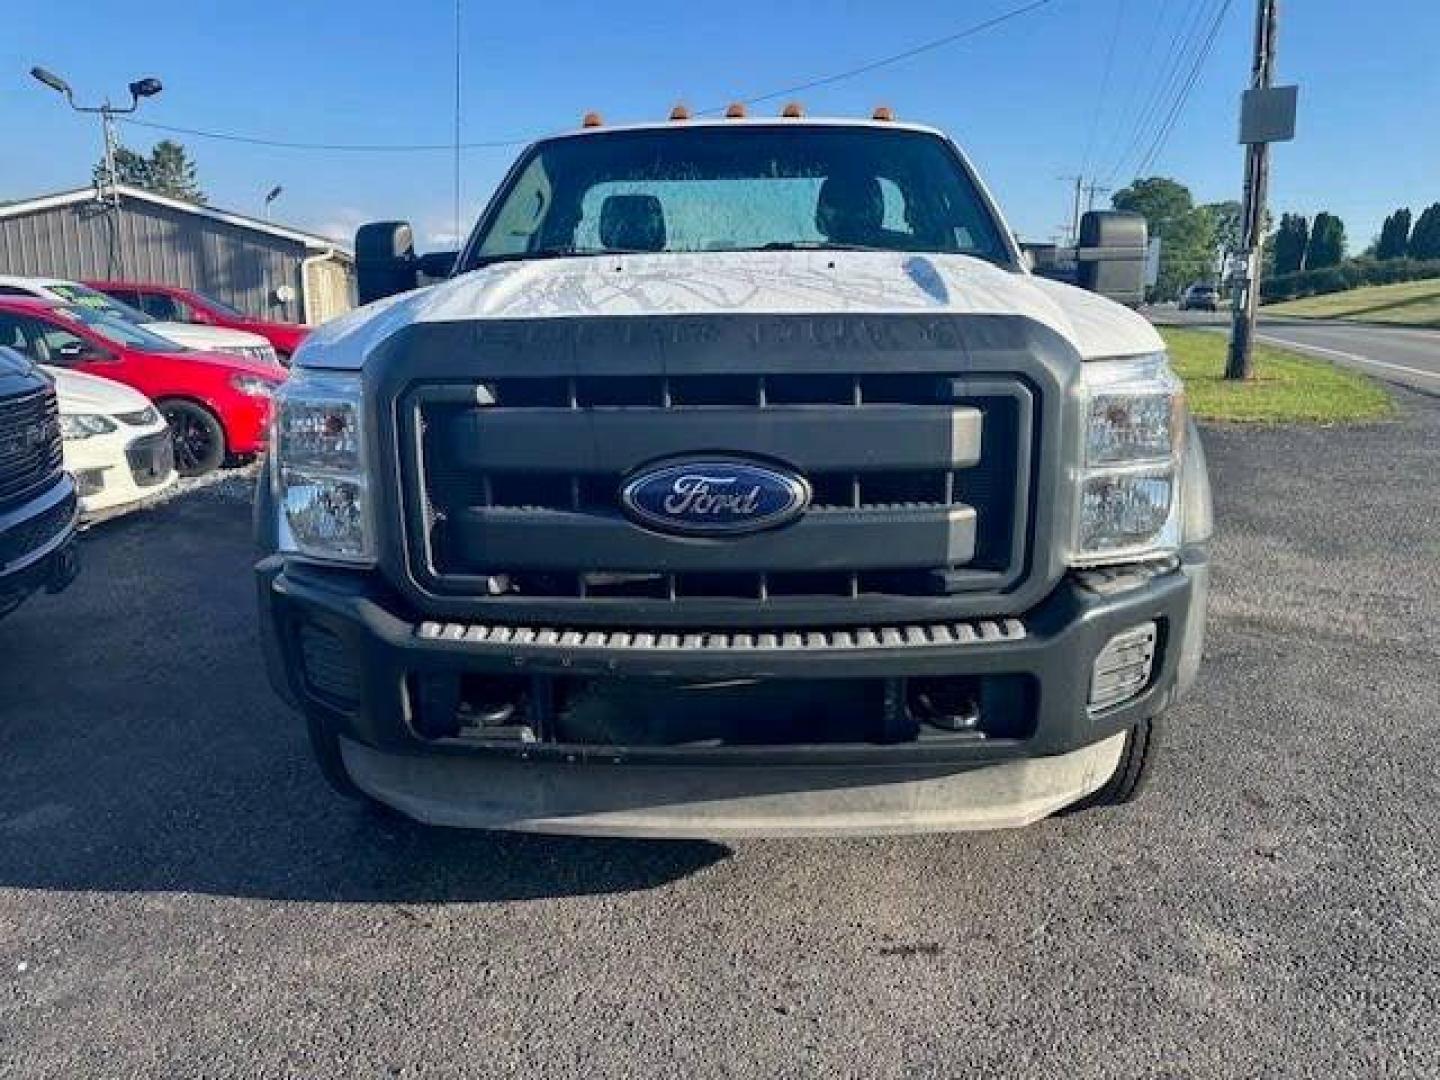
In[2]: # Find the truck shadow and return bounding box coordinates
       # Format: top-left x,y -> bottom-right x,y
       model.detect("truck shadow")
0,477 -> 729,904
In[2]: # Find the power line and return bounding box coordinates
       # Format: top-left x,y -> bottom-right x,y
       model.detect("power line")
115,0 -> 1063,154
1101,0 -> 1219,183
1090,0 -> 1170,178
1077,0 -> 1127,180
702,0 -> 1059,112
1132,0 -> 1234,176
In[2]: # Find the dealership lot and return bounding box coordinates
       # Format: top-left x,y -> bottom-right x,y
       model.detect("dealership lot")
2,396 -> 1439,1078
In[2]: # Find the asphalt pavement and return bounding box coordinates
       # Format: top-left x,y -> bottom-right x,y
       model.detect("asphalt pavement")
2,394 -> 1439,1078
1155,307 -> 1440,392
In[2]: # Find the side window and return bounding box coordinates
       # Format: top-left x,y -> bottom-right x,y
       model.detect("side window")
0,314 -> 30,358
139,292 -> 185,321
479,156 -> 554,255
105,288 -> 142,307
0,286 -> 39,297
878,178 -> 907,232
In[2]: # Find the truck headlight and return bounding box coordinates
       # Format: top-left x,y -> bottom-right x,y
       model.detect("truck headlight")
1072,353 -> 1185,565
272,369 -> 373,564
60,414 -> 118,440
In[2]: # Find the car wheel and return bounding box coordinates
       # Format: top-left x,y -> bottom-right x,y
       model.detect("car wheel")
1065,716 -> 1159,813
159,400 -> 226,477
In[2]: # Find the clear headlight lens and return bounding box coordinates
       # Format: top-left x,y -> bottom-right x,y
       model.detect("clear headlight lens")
60,413 -> 118,440
1072,353 -> 1186,565
231,374 -> 280,398
272,370 -> 372,564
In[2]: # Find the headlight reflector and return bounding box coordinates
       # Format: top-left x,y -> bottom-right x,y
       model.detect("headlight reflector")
231,374 -> 280,398
60,413 -> 118,440
272,371 -> 372,564
1072,353 -> 1186,565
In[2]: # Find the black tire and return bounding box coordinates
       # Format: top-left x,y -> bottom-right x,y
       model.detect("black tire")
159,400 -> 226,477
1066,716 -> 1159,813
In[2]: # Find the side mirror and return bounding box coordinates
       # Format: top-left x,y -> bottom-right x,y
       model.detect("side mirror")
356,221 -> 419,304
1076,211 -> 1148,306
188,308 -> 216,325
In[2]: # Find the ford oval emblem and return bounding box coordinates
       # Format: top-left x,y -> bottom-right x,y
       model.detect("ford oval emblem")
620,459 -> 811,537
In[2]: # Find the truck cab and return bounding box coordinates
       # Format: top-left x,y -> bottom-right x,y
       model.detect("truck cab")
256,112 -> 1210,836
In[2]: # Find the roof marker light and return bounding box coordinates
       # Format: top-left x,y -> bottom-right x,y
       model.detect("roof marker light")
781,102 -> 804,118
724,103 -> 747,119
669,104 -> 691,121
872,106 -> 895,121
581,111 -> 604,128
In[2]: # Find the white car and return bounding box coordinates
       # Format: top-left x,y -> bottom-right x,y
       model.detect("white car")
0,276 -> 279,366
43,365 -> 177,519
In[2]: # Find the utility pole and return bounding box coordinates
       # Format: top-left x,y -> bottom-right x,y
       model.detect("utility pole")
1059,175 -> 1083,245
1084,181 -> 1111,213
1226,0 -> 1281,380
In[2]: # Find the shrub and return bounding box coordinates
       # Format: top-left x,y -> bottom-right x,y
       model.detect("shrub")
1261,256 -> 1440,303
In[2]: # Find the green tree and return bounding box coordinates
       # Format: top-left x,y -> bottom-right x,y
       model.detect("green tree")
93,139 -> 206,205
1112,177 -> 1217,301
1408,203 -> 1440,259
1376,208 -> 1412,260
1271,213 -> 1308,275
1305,212 -> 1346,269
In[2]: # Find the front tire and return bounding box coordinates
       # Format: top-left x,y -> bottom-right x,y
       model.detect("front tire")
159,400 -> 226,477
1067,717 -> 1159,813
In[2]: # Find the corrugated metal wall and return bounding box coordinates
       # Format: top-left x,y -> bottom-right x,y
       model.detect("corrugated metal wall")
0,197 -> 324,322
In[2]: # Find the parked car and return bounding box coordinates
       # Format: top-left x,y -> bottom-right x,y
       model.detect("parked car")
258,113 -> 1211,836
0,345 -> 78,619
87,281 -> 310,362
46,365 -> 177,519
1179,282 -> 1221,311
0,276 -> 281,366
0,298 -> 286,477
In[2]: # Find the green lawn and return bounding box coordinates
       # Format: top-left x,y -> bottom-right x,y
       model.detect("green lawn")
1159,327 -> 1393,423
1264,278 -> 1440,328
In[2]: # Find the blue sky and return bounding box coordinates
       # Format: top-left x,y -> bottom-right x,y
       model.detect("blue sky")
4,0 -> 1436,253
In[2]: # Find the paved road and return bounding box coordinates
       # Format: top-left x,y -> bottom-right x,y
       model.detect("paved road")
1153,307 -> 1440,392
3,400 -> 1440,1078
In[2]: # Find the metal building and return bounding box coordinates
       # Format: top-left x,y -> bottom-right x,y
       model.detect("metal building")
0,184 -> 355,325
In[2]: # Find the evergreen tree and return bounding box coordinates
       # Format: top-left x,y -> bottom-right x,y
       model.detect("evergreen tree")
1271,213 -> 1308,275
1305,212 -> 1346,269
92,140 -> 206,205
1376,208 -> 1412,260
1409,203 -> 1440,260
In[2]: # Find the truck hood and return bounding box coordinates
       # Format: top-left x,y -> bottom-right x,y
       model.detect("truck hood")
148,322 -> 272,350
41,365 -> 153,415
297,251 -> 1163,371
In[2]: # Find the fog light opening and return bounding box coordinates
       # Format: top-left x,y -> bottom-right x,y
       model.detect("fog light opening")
1089,622 -> 1158,713
908,677 -> 981,733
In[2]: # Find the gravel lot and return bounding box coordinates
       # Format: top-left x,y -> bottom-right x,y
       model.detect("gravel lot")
2,391 -> 1438,1079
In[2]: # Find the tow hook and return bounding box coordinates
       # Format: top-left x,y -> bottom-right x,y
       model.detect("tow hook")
45,541 -> 80,595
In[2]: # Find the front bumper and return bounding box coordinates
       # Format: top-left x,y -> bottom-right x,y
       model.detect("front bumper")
66,423 -> 178,520
1,477 -> 80,615
257,549 -> 1208,835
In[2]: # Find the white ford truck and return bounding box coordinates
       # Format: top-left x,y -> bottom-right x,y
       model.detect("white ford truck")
256,113 -> 1211,836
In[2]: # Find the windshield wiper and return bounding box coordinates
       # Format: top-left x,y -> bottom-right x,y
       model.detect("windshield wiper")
759,241 -> 895,253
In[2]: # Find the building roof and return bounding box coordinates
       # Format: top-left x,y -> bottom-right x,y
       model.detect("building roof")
0,184 -> 352,256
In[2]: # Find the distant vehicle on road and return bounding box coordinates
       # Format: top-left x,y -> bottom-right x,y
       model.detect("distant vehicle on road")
87,281 -> 310,363
45,365 -> 177,519
1179,282 -> 1221,311
0,345 -> 78,619
0,298 -> 286,477
0,276 -> 281,366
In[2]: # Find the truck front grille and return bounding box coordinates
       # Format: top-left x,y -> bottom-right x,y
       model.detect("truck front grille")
0,387 -> 64,511
402,371 -> 1035,616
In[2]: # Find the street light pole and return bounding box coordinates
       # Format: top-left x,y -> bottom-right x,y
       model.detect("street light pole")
29,67 -> 163,209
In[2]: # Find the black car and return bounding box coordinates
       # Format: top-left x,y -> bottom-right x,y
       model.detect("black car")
1179,283 -> 1221,311
0,346 -> 79,619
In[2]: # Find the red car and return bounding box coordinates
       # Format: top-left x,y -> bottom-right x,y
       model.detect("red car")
87,280 -> 311,361
0,298 -> 286,476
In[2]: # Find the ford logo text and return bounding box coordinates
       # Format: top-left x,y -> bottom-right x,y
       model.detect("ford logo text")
620,459 -> 811,537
